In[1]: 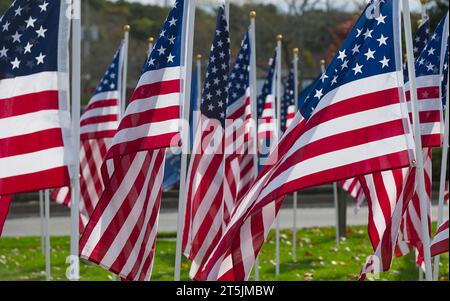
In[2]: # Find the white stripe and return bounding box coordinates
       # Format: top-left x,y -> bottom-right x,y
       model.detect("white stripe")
0,72 -> 58,99
0,147 -> 68,178
0,110 -> 71,139
80,106 -> 119,121
124,92 -> 181,116
87,91 -> 119,104
80,121 -> 119,135
135,66 -> 181,96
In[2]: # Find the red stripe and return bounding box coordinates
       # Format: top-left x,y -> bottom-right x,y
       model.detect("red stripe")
129,79 -> 181,103
80,115 -> 118,127
0,166 -> 70,195
0,128 -> 64,158
81,130 -> 117,140
118,106 -> 179,131
405,86 -> 440,100
0,91 -> 59,119
84,99 -> 118,112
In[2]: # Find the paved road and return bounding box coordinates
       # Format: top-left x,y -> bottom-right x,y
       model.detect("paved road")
2,205 -> 448,237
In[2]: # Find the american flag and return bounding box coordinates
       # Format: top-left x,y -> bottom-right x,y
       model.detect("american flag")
51,43 -> 124,230
404,13 -> 448,147
430,219 -> 449,257
280,67 -> 296,132
0,195 -> 12,236
403,18 -> 429,81
257,52 -> 278,165
441,39 -> 448,109
79,0 -> 185,281
193,0 -> 415,281
181,5 -> 230,279
224,31 -> 255,224
0,0 -> 73,195
339,178 -> 365,211
445,181 -> 449,203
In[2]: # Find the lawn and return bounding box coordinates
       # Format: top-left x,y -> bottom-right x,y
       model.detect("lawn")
0,225 -> 448,281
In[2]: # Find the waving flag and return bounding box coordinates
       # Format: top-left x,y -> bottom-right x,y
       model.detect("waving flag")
0,0 -> 73,195
193,0 -> 415,281
80,0 -> 186,281
224,32 -> 255,223
51,43 -> 124,229
404,13 -> 448,147
280,67 -> 296,132
431,220 -> 449,257
339,178 -> 365,211
257,52 -> 278,165
403,18 -> 430,81
182,6 -> 230,279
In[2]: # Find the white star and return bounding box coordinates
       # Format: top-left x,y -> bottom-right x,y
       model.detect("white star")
157,45 -> 166,55
25,16 -> 37,28
110,83 -> 115,89
168,35 -> 176,44
320,72 -> 329,82
331,75 -> 338,85
14,6 -> 23,16
419,58 -> 425,65
167,53 -> 175,63
0,46 -> 8,57
35,52 -> 46,65
39,1 -> 49,12
159,29 -> 166,38
10,57 -> 20,69
356,28 -> 362,37
148,58 -> 155,66
375,13 -> 386,25
24,42 -> 33,54
379,56 -> 390,68
363,29 -> 373,39
208,104 -> 214,111
377,34 -> 388,46
36,26 -> 48,38
426,63 -> 434,71
168,17 -> 177,27
431,33 -> 437,40
351,44 -> 360,54
314,89 -> 323,99
11,31 -> 22,43
352,63 -> 363,75
341,59 -> 349,70
337,50 -> 346,61
2,21 -> 10,32
427,47 -> 435,56
364,48 -> 376,60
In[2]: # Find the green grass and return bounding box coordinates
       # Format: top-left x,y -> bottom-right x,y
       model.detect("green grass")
0,225 -> 448,281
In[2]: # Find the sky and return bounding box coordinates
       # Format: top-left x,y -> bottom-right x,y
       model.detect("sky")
119,0 -> 423,12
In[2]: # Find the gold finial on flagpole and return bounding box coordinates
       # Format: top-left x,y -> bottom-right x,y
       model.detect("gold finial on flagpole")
123,24 -> 131,33
419,0 -> 427,5
148,36 -> 154,44
276,34 -> 283,42
196,54 -> 202,60
293,48 -> 300,55
249,11 -> 256,19
320,59 -> 325,65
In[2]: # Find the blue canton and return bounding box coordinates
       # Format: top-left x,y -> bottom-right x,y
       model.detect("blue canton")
95,43 -> 122,94
200,6 -> 230,126
257,51 -> 277,119
300,0 -> 398,119
280,67 -> 295,132
0,0 -> 60,80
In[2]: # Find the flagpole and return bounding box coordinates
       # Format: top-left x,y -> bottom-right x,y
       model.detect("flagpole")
433,50 -> 449,281
39,190 -> 44,255
402,0 -> 433,281
196,54 -> 202,131
147,36 -> 154,58
420,0 -> 428,22
224,0 -> 230,25
275,34 -> 283,277
121,25 -> 130,116
292,47 -> 300,262
174,0 -> 197,281
69,0 -> 81,281
249,11 -> 260,281
321,58 -> 340,246
44,190 -> 51,280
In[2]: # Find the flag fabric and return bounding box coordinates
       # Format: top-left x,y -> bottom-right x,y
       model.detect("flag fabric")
395,149 -> 432,268
404,13 -> 449,147
51,43 -> 124,230
280,67 -> 296,132
445,181 -> 449,203
181,6 -> 230,279
257,52 -> 278,165
79,0 -> 185,281
0,0 -> 73,195
0,195 -> 12,236
193,0 -> 415,281
431,219 -> 449,257
441,39 -> 448,109
224,31 -> 255,224
403,18 -> 430,81
339,178 -> 365,212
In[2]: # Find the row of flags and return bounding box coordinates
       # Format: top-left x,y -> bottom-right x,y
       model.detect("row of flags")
0,0 -> 449,281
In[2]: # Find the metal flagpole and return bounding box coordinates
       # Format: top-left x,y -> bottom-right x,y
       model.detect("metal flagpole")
224,0 -> 230,25
402,0 -> 433,281
249,11 -> 260,281
147,36 -> 154,58
321,58 -> 340,246
420,0 -> 428,22
275,34 -> 283,277
69,0 -> 81,281
174,0 -> 197,281
434,44 -> 449,281
44,190 -> 51,280
292,48 -> 300,262
121,25 -> 130,116
39,190 -> 44,255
